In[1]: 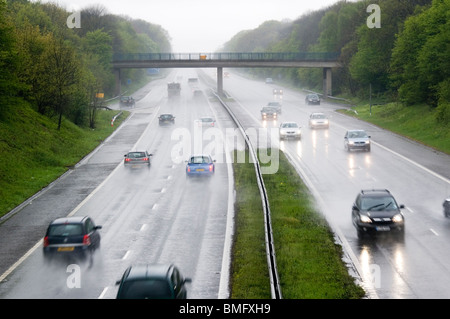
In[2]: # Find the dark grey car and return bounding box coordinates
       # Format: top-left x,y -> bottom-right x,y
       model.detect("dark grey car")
261,106 -> 278,120
305,93 -> 320,105
352,189 -> 405,238
43,216 -> 102,261
124,151 -> 152,168
116,264 -> 192,299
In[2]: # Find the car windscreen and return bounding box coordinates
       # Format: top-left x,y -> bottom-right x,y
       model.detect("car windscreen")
128,152 -> 146,158
118,279 -> 173,299
190,156 -> 210,164
48,224 -> 83,236
361,196 -> 398,211
311,114 -> 325,119
348,131 -> 367,138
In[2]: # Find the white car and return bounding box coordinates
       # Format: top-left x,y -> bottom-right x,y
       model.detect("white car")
279,122 -> 301,140
309,113 -> 329,129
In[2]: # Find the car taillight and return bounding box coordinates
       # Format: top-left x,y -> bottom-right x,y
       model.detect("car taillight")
83,234 -> 91,246
209,165 -> 213,172
43,236 -> 49,247
125,158 -> 130,162
143,157 -> 148,161
187,167 -> 191,172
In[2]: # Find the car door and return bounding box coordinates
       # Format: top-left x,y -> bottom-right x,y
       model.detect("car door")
85,218 -> 101,249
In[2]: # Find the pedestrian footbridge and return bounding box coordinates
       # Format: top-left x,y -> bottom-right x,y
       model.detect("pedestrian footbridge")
112,52 -> 341,96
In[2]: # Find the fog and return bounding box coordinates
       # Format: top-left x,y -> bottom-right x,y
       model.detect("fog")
43,0 -> 346,51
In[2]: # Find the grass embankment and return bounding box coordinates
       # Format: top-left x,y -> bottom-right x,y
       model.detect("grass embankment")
231,149 -> 365,299
0,103 -> 128,218
339,102 -> 450,155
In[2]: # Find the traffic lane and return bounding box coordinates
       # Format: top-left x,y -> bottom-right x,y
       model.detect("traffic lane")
0,111 -> 157,279
219,72 -> 450,298
0,71 -> 231,299
280,118 -> 450,298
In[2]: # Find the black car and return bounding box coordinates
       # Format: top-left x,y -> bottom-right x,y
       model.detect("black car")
305,93 -> 320,105
116,264 -> 192,299
352,189 -> 405,238
43,216 -> 102,261
120,96 -> 135,107
261,106 -> 278,120
158,113 -> 175,125
124,151 -> 152,168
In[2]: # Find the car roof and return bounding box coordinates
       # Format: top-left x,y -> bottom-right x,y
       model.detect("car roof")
50,216 -> 87,225
359,189 -> 392,197
281,122 -> 298,125
125,264 -> 174,281
189,154 -> 211,158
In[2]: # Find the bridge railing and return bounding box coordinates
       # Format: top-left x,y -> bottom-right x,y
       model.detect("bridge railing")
113,52 -> 339,62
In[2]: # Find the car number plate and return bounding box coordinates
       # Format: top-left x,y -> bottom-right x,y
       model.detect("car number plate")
58,247 -> 74,252
376,226 -> 390,231
196,168 -> 205,171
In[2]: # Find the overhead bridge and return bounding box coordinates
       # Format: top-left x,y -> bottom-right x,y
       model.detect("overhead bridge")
112,52 -> 341,97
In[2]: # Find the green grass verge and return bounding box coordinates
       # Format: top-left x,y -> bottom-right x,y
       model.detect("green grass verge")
0,103 -> 128,218
338,102 -> 450,155
231,149 -> 365,299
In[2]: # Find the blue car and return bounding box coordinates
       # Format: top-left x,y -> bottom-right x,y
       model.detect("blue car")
186,154 -> 215,177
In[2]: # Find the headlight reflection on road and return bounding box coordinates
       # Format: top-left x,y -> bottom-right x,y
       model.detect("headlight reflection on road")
296,140 -> 302,158
360,246 -> 381,289
348,155 -> 355,178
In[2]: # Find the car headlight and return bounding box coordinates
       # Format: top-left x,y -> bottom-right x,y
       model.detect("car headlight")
392,214 -> 403,223
360,215 -> 372,223
349,141 -> 355,145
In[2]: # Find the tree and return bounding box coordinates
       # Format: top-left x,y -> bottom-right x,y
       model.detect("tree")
41,36 -> 81,130
390,0 -> 449,106
0,1 -> 21,119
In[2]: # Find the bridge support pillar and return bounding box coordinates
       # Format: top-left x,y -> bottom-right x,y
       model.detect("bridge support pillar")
217,67 -> 224,97
323,68 -> 332,97
114,68 -> 121,97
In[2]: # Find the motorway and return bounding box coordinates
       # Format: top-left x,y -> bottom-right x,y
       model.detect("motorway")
1,68 -> 450,299
213,70 -> 450,299
0,70 -> 237,299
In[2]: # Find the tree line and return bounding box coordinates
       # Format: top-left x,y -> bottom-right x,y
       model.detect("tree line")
221,0 -> 449,124
0,0 -> 171,129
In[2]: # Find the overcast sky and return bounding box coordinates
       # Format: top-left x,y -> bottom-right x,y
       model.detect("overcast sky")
43,0 -> 348,52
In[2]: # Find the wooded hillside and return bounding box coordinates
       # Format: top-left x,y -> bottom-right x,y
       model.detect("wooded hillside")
221,0 -> 449,124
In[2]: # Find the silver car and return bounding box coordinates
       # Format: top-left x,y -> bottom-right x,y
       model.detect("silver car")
344,130 -> 371,152
309,113 -> 329,129
279,122 -> 301,140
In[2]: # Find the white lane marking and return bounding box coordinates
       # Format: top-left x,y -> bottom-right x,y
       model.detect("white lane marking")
430,229 -> 439,236
372,141 -> 450,185
140,224 -> 147,231
0,240 -> 42,283
122,250 -> 131,260
98,287 -> 108,299
152,203 -> 158,210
